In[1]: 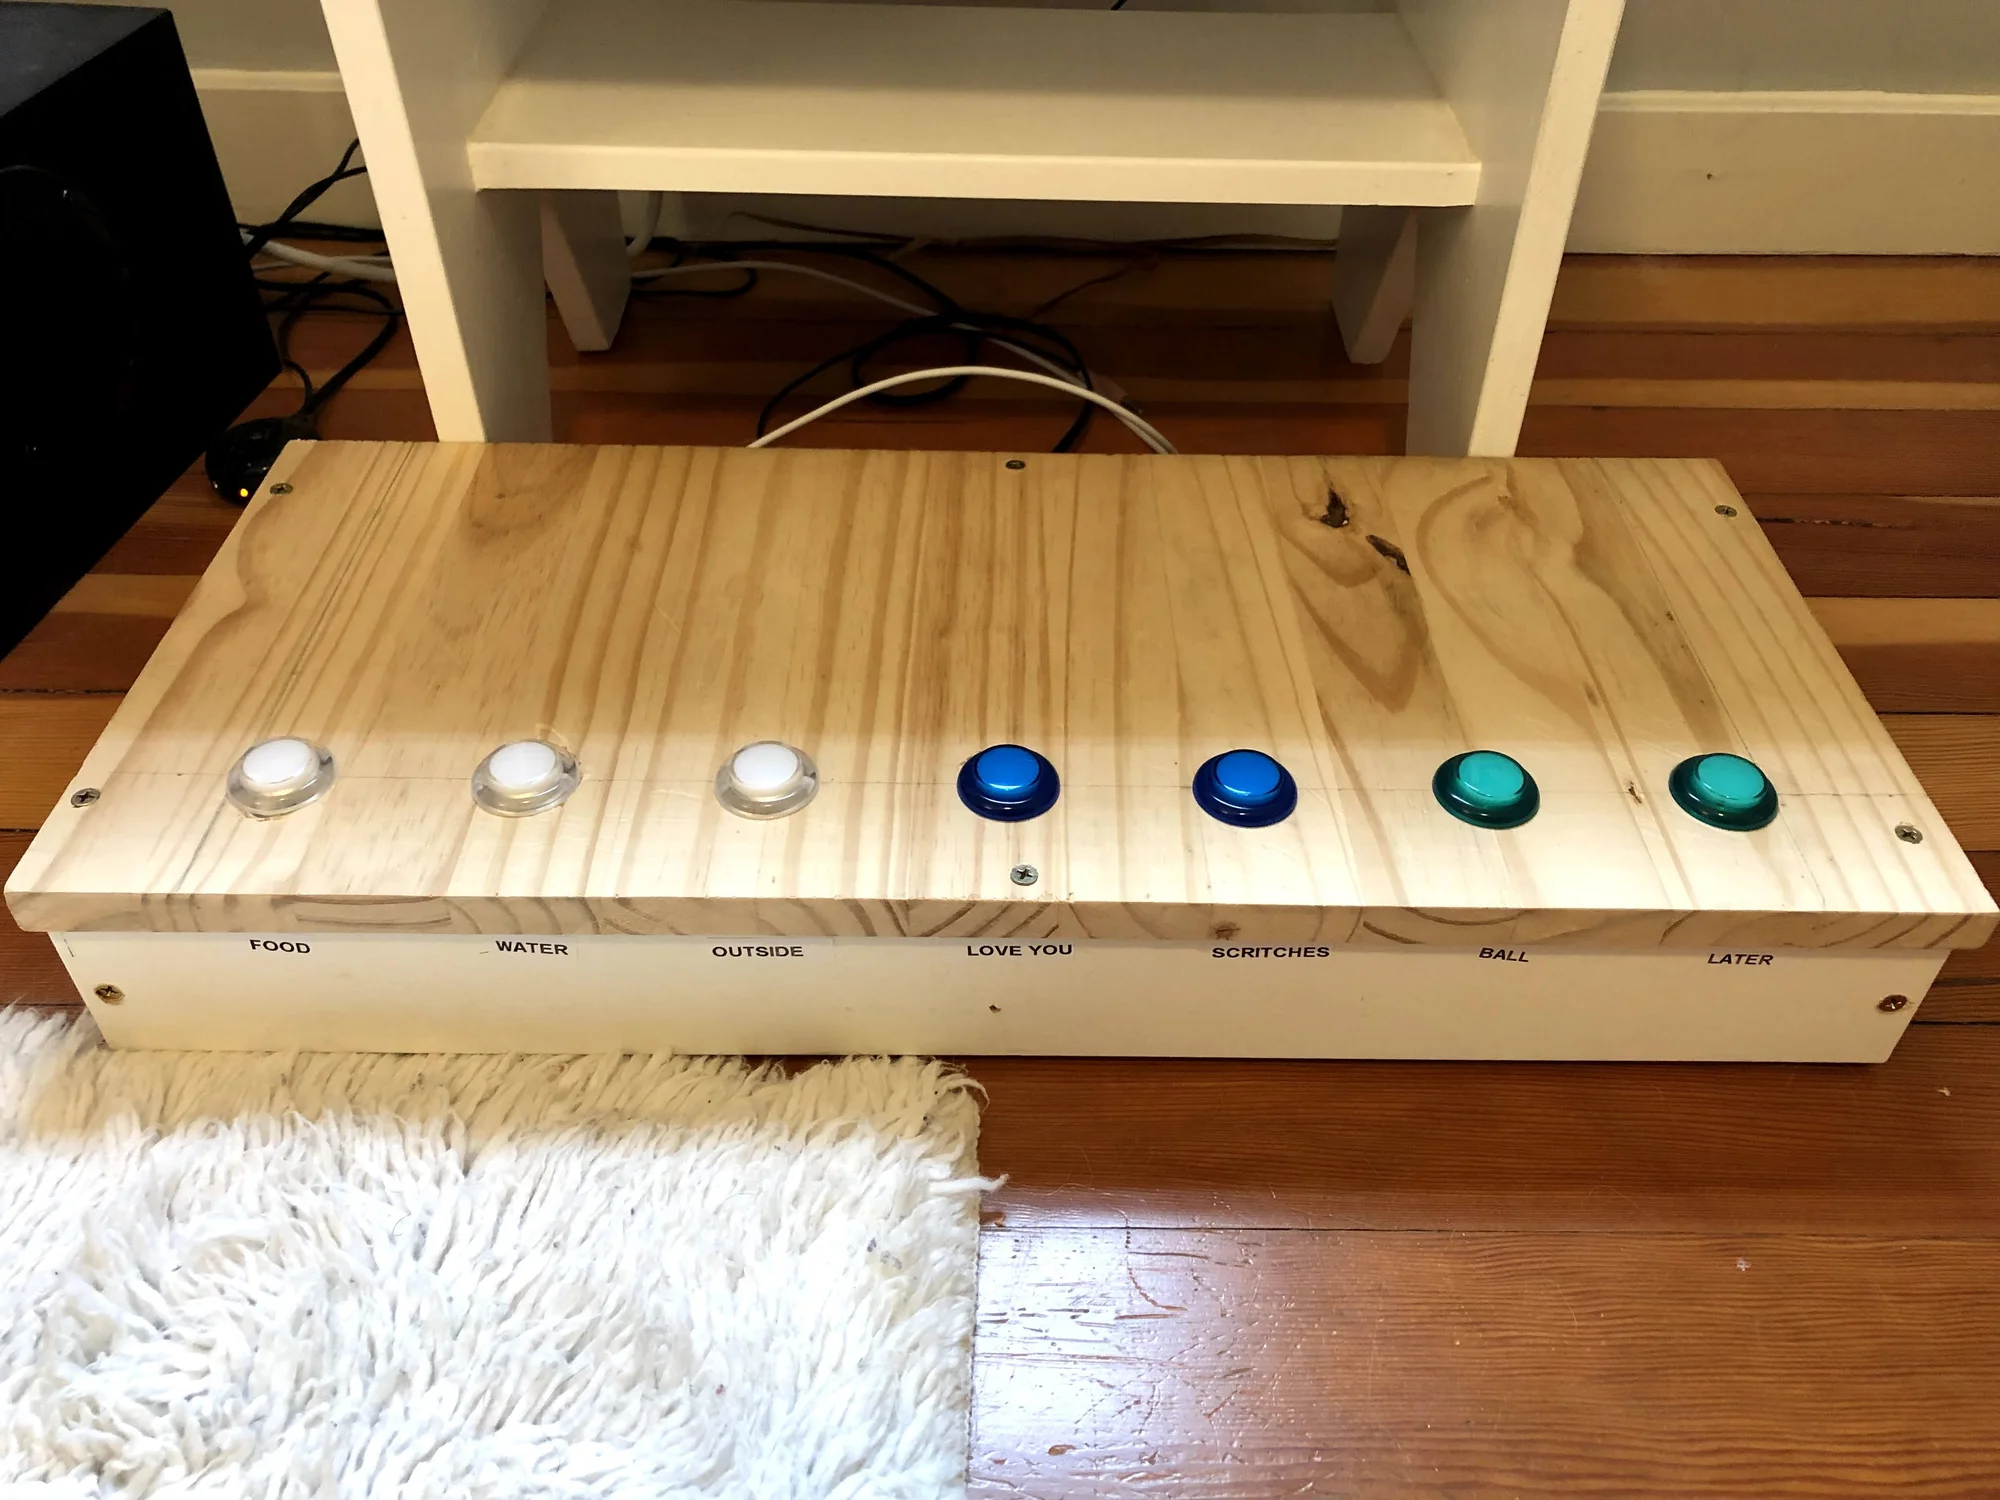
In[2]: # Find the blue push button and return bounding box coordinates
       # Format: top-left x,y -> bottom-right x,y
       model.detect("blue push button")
1213,750 -> 1283,807
1192,749 -> 1297,827
1670,752 -> 1777,831
957,744 -> 1059,821
1433,750 -> 1539,829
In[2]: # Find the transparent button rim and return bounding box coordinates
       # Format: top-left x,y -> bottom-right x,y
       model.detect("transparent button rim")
1432,750 -> 1539,829
1669,752 -> 1778,831
957,743 -> 1061,822
472,739 -> 580,817
716,740 -> 818,819
227,737 -> 336,819
1191,748 -> 1297,828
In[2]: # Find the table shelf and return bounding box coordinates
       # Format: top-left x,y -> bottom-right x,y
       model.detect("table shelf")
327,0 -> 1624,454
468,0 -> 1480,206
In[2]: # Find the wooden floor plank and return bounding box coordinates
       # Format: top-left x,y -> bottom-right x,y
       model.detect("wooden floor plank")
1941,856 -> 2000,988
1520,407 -> 2000,497
1813,599 -> 2000,712
972,1227 -> 2000,1498
2,250 -> 1998,1498
0,833 -> 76,1007
0,696 -> 119,829
1754,495 -> 2000,599
969,1023 -> 1999,1234
0,575 -> 192,693
94,480 -> 246,575
1546,255 -> 2000,332
1536,330 -> 2000,386
0,614 -> 173,694
1885,715 -> 2000,849
1925,981 -> 2000,1023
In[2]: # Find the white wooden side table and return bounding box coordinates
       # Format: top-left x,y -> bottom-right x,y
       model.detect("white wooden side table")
321,0 -> 1624,454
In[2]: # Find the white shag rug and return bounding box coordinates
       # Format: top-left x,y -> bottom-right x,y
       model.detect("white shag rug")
0,1011 -> 993,1498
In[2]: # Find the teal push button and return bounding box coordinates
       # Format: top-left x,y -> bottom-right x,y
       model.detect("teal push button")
1433,750 -> 1539,829
1670,752 -> 1777,831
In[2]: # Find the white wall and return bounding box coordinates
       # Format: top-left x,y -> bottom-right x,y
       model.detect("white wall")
1609,0 -> 2000,92
122,0 -> 335,68
111,0 -> 2000,90
33,0 -> 2000,251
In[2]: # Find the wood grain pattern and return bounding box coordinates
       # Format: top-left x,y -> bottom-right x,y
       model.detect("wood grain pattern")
1884,716 -> 2000,850
3,250 -> 2000,1498
1926,980 -> 2000,1022
971,1022 -> 2000,1233
971,1228 -> 2000,1498
14,584 -> 2000,722
7,445 -> 1991,950
1756,495 -> 2000,599
1811,598 -> 2000,712
0,577 -> 197,693
1942,854 -> 2000,980
1545,255 -> 2000,331
0,833 -> 77,1007
95,480 -> 252,575
0,696 -> 120,829
1520,407 -> 2000,497
0,616 -> 171,694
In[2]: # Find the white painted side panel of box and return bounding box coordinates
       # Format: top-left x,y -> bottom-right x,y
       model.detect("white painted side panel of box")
55,933 -> 1941,1061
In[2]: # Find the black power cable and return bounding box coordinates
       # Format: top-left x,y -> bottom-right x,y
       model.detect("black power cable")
211,145 -> 1133,480
207,140 -> 401,502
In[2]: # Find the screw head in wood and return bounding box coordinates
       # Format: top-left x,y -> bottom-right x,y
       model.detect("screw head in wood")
70,787 -> 100,807
93,984 -> 124,1005
1895,824 -> 1924,844
1009,863 -> 1039,886
1878,994 -> 1909,1012
1714,503 -> 1738,517
270,482 -> 294,495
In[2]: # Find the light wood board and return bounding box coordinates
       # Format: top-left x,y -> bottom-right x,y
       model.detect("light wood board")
7,443 -> 1993,949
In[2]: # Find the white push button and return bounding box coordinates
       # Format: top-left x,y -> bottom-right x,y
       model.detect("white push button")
716,740 -> 818,819
227,737 -> 335,818
731,741 -> 803,795
485,739 -> 562,793
471,739 -> 578,817
239,736 -> 316,789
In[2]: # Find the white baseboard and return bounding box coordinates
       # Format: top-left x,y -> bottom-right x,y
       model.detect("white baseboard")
195,71 -> 2000,255
1570,91 -> 2000,254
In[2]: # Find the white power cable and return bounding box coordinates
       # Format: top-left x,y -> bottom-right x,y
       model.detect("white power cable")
247,233 -> 398,283
749,365 -> 1176,454
626,192 -> 665,259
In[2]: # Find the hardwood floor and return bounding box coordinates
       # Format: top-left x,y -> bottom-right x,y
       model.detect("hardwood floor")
3,249 -> 1998,1495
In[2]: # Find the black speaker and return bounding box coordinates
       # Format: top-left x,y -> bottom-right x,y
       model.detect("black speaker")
1,3 -> 277,657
